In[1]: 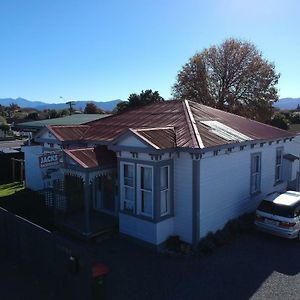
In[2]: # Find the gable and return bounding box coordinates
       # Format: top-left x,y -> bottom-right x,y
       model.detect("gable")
116,135 -> 148,148
35,127 -> 60,143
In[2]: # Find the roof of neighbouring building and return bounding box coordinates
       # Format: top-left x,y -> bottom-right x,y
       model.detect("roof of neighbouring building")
47,100 -> 295,150
14,114 -> 110,132
64,145 -> 117,168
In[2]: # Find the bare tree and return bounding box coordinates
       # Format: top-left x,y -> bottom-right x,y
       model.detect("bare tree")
172,38 -> 280,122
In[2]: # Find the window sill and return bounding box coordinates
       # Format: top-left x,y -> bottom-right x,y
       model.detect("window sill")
250,191 -> 261,197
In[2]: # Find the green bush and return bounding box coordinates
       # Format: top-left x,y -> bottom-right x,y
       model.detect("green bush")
197,232 -> 217,256
197,213 -> 255,257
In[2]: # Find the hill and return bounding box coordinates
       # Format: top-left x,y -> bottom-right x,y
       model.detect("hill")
0,98 -> 122,111
273,98 -> 300,110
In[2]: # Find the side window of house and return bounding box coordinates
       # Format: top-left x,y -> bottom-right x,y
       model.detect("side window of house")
137,165 -> 153,218
121,163 -> 135,213
251,153 -> 261,194
275,148 -> 283,183
160,166 -> 170,216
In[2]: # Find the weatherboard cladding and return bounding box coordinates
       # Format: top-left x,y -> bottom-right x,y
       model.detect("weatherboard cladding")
48,100 -> 294,149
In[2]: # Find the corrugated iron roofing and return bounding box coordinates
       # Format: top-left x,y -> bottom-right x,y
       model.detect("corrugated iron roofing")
134,128 -> 176,149
64,145 -> 117,168
48,125 -> 89,142
49,100 -> 295,149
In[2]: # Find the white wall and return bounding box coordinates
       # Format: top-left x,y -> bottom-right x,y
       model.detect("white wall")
22,145 -> 44,190
119,213 -> 174,245
199,141 -> 298,238
119,213 -> 157,244
173,152 -> 193,243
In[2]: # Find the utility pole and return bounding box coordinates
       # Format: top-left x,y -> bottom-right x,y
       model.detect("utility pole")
66,101 -> 76,115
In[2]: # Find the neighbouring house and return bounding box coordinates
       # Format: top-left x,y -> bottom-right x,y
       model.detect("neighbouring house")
22,100 -> 300,246
14,113 -> 110,139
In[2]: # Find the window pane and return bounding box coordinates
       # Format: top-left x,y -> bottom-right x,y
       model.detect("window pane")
275,165 -> 281,181
124,200 -> 134,212
160,166 -> 168,190
124,164 -> 133,179
276,150 -> 282,165
160,190 -> 168,214
124,187 -> 133,201
141,167 -> 152,190
141,191 -> 152,215
124,178 -> 133,187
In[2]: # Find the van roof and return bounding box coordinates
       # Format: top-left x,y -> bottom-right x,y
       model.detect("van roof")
265,191 -> 300,206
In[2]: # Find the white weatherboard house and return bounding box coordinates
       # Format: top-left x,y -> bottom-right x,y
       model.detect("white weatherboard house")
23,100 -> 300,246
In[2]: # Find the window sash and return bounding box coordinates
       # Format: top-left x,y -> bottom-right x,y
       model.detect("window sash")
121,162 -> 135,213
137,165 -> 153,217
160,166 -> 170,216
275,149 -> 283,182
251,154 -> 261,193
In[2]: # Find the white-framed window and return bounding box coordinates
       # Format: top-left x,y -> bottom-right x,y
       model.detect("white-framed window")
275,148 -> 283,183
160,165 -> 170,216
120,162 -> 135,213
137,164 -> 153,218
251,153 -> 261,194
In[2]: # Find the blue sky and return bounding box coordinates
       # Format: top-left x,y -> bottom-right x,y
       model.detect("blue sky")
0,0 -> 299,103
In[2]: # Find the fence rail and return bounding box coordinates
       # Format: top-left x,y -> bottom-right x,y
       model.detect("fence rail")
0,207 -> 93,299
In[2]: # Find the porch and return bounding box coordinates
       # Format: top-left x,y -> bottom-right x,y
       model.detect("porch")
54,145 -> 119,240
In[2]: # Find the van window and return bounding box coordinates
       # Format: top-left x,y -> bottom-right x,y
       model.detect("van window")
257,200 -> 297,218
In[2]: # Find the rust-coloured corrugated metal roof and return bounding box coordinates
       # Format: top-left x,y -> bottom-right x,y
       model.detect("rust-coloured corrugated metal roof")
188,101 -> 294,147
64,145 -> 117,168
133,127 -> 176,149
49,100 -> 295,149
83,101 -> 196,148
48,125 -> 89,142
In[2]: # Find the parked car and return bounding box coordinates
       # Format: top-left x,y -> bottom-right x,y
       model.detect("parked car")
255,191 -> 300,239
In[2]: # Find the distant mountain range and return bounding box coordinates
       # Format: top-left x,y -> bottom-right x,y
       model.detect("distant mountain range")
273,98 -> 300,110
1,97 -> 299,111
0,97 -> 122,111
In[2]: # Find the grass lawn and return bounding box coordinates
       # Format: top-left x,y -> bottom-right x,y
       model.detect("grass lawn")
0,182 -> 25,197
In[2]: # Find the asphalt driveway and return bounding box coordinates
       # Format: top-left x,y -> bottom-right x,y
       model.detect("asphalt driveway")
93,231 -> 300,300
0,230 -> 299,299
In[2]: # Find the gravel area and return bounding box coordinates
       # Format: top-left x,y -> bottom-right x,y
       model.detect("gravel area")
0,230 -> 299,300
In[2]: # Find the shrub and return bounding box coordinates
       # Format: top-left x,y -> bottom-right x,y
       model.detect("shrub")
166,235 -> 181,251
238,213 -> 255,233
197,232 -> 216,256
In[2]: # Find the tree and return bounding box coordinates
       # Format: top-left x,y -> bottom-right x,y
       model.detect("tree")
114,90 -> 164,113
270,113 -> 289,130
28,112 -> 39,120
49,109 -> 59,119
84,102 -> 103,114
6,103 -> 20,118
172,38 -> 280,122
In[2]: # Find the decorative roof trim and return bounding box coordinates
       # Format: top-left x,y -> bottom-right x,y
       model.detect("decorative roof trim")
184,100 -> 204,149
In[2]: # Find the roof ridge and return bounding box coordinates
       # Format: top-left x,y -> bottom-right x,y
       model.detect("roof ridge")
184,100 -> 204,148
